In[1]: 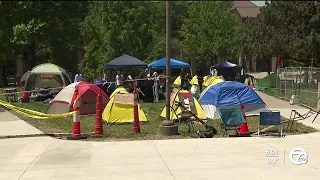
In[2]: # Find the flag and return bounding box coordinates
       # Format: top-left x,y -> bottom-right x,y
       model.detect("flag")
277,56 -> 281,67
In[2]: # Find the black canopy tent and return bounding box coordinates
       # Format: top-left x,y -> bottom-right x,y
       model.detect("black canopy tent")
104,54 -> 148,85
104,54 -> 147,69
210,61 -> 242,81
103,54 -> 151,98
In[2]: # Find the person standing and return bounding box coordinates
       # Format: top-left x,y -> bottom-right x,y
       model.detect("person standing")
152,71 -> 159,102
115,71 -> 124,87
197,70 -> 204,93
74,72 -> 82,83
190,75 -> 199,96
127,75 -> 134,93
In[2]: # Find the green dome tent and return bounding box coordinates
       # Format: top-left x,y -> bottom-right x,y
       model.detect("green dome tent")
20,63 -> 72,91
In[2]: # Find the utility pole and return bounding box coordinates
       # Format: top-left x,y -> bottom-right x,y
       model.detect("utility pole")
165,0 -> 172,121
160,1 -> 177,133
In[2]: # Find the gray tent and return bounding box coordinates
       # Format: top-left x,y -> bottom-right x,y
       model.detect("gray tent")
20,63 -> 72,91
104,54 -> 147,69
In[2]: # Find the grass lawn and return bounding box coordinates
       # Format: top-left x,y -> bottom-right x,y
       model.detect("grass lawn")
0,86 -> 317,141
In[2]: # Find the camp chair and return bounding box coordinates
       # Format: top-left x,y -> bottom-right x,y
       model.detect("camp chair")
219,108 -> 246,137
287,96 -> 320,132
258,110 -> 284,137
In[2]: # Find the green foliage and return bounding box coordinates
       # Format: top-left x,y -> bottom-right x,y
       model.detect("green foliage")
180,1 -> 239,64
0,1 -> 88,72
248,1 -> 320,67
80,1 -> 165,79
11,19 -> 48,45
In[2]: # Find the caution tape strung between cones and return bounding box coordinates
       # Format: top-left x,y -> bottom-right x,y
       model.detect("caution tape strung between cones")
0,100 -> 76,120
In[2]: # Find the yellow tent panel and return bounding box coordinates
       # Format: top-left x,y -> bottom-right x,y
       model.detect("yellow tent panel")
203,76 -> 224,86
110,87 -> 128,98
160,88 -> 206,120
174,75 -> 199,86
189,75 -> 199,85
173,76 -> 182,86
103,88 -> 147,123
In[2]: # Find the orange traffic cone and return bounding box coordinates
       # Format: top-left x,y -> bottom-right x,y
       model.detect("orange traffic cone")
238,104 -> 250,136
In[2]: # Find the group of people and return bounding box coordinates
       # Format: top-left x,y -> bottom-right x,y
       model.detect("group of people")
73,69 -> 206,102
113,71 -> 163,103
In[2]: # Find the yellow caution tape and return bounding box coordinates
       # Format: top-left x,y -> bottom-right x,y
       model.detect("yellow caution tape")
72,95 -> 80,110
0,100 -> 76,120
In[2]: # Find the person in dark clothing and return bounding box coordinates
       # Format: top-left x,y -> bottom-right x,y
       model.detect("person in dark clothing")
180,69 -> 188,90
184,73 -> 191,90
197,70 -> 204,93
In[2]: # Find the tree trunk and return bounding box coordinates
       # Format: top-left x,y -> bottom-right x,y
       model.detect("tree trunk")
0,60 -> 4,87
265,56 -> 271,74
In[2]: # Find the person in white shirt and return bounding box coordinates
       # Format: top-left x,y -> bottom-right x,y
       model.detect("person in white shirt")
74,73 -> 82,83
152,72 -> 159,102
115,71 -> 124,87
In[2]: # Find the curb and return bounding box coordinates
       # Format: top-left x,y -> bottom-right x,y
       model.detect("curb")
0,133 -> 48,139
0,133 -> 103,140
0,133 -> 73,139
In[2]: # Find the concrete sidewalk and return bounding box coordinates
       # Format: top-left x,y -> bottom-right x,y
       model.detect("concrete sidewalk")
0,133 -> 319,180
0,107 -> 43,136
0,92 -> 319,179
256,91 -> 320,130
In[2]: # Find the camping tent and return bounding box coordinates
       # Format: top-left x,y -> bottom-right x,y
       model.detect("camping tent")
203,76 -> 224,87
102,87 -> 148,123
148,58 -> 190,69
199,81 -> 267,119
104,54 -> 147,69
47,82 -> 109,115
21,63 -> 72,91
160,88 -> 206,120
110,87 -> 128,98
173,75 -> 199,86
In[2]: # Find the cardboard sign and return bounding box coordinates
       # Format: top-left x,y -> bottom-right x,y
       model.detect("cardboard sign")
114,93 -> 134,105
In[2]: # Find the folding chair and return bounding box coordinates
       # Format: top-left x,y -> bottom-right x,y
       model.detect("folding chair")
219,108 -> 246,137
287,97 -> 320,131
258,110 -> 284,137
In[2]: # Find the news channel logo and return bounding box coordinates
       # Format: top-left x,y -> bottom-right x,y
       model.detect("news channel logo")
289,147 -> 308,165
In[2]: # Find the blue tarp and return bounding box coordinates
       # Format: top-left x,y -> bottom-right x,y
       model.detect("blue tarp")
148,58 -> 190,69
199,81 -> 265,106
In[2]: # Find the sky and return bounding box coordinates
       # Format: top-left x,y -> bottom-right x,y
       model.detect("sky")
251,1 -> 267,7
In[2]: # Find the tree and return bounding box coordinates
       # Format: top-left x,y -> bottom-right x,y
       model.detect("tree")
0,1 -> 88,81
180,1 -> 239,65
80,1 -> 165,80
248,1 -> 320,67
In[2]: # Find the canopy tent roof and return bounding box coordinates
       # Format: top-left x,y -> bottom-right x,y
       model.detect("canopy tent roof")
104,54 -> 147,69
148,58 -> 190,69
199,81 -> 265,106
31,63 -> 67,74
212,61 -> 237,68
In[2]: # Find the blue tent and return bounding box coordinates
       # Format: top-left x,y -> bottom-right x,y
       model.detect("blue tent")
199,81 -> 265,106
148,58 -> 190,69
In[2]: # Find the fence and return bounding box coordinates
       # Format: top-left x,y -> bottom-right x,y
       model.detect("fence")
256,67 -> 320,108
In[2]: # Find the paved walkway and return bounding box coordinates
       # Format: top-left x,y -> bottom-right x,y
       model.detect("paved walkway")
0,92 -> 319,179
0,133 -> 319,180
0,107 -> 42,136
256,91 -> 320,130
